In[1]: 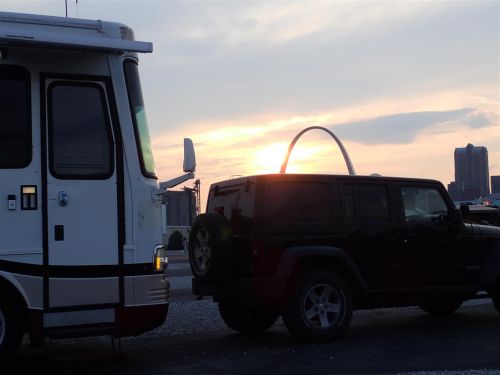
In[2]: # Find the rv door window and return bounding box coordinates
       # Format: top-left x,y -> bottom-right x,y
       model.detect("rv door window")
48,82 -> 114,179
123,60 -> 157,179
0,65 -> 31,168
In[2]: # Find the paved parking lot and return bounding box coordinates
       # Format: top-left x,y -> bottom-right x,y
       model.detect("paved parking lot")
12,251 -> 500,375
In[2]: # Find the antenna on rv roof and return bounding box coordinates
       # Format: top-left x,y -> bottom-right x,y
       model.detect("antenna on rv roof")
65,0 -> 78,18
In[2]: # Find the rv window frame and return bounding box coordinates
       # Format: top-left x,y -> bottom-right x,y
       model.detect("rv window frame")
0,64 -> 32,169
123,59 -> 157,180
47,80 -> 115,180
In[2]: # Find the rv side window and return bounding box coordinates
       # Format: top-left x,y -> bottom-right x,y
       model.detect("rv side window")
123,60 -> 157,179
0,65 -> 31,168
48,82 -> 114,179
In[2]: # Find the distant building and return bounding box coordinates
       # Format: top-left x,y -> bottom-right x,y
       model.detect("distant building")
492,175 -> 500,194
164,190 -> 196,227
452,143 -> 489,201
162,189 -> 197,249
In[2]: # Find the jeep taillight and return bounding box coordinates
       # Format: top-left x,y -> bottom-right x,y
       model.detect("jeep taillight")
214,206 -> 224,214
250,239 -> 265,257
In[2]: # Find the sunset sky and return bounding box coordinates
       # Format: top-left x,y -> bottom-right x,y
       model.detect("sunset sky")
2,1 -> 499,209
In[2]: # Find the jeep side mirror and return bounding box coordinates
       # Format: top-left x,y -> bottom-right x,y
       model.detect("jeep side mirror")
459,204 -> 470,218
183,138 -> 196,173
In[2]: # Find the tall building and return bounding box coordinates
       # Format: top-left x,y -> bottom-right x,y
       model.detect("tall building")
492,175 -> 500,194
453,143 -> 489,200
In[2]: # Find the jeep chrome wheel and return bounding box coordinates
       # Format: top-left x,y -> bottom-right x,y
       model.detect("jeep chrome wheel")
188,214 -> 233,282
302,284 -> 343,329
283,269 -> 353,342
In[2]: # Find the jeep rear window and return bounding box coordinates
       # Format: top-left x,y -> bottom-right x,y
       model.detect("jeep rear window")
272,182 -> 331,223
343,184 -> 390,222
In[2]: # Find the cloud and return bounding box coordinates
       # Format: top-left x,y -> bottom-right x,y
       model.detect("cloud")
152,1 -> 434,46
331,108 -> 491,145
153,103 -> 497,179
136,0 -> 499,131
466,114 -> 492,129
152,91 -> 498,198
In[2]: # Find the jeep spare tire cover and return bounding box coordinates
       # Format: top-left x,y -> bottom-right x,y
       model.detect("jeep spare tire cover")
188,213 -> 233,282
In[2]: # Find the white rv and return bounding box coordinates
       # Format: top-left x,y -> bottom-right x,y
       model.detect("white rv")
0,12 -> 194,356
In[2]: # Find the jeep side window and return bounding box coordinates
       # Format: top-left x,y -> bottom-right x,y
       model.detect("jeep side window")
401,187 -> 448,223
343,184 -> 390,222
272,182 -> 331,223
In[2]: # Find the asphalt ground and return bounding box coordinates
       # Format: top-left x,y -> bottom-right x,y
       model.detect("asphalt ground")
8,250 -> 500,375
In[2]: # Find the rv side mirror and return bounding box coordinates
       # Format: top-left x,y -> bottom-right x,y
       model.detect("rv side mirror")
183,138 -> 196,173
459,204 -> 470,218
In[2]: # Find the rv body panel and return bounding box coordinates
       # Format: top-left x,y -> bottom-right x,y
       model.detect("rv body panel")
0,11 -> 168,347
0,271 -> 43,309
0,12 -> 152,53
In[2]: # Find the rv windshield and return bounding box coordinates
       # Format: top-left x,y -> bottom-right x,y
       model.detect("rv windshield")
124,60 -> 157,179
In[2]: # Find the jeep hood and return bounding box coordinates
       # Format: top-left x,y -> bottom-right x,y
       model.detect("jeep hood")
467,223 -> 500,239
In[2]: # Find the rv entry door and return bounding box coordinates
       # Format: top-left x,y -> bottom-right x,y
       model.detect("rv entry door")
43,77 -> 121,309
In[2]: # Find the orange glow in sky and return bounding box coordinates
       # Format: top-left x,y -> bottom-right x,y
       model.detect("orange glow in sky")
253,142 -> 288,174
253,142 -> 326,174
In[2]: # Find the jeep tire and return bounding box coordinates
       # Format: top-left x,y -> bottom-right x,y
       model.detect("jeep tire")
218,302 -> 279,334
490,285 -> 500,314
188,214 -> 232,282
282,269 -> 353,343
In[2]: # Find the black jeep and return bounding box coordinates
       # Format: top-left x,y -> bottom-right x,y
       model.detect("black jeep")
189,174 -> 500,342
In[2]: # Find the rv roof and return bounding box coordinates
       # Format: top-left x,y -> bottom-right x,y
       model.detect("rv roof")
0,11 -> 152,53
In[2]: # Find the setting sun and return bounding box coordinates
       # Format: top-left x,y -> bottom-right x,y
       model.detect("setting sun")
254,142 -> 288,174
253,141 -> 326,174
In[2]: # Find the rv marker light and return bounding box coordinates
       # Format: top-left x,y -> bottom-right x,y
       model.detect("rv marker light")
153,245 -> 168,272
